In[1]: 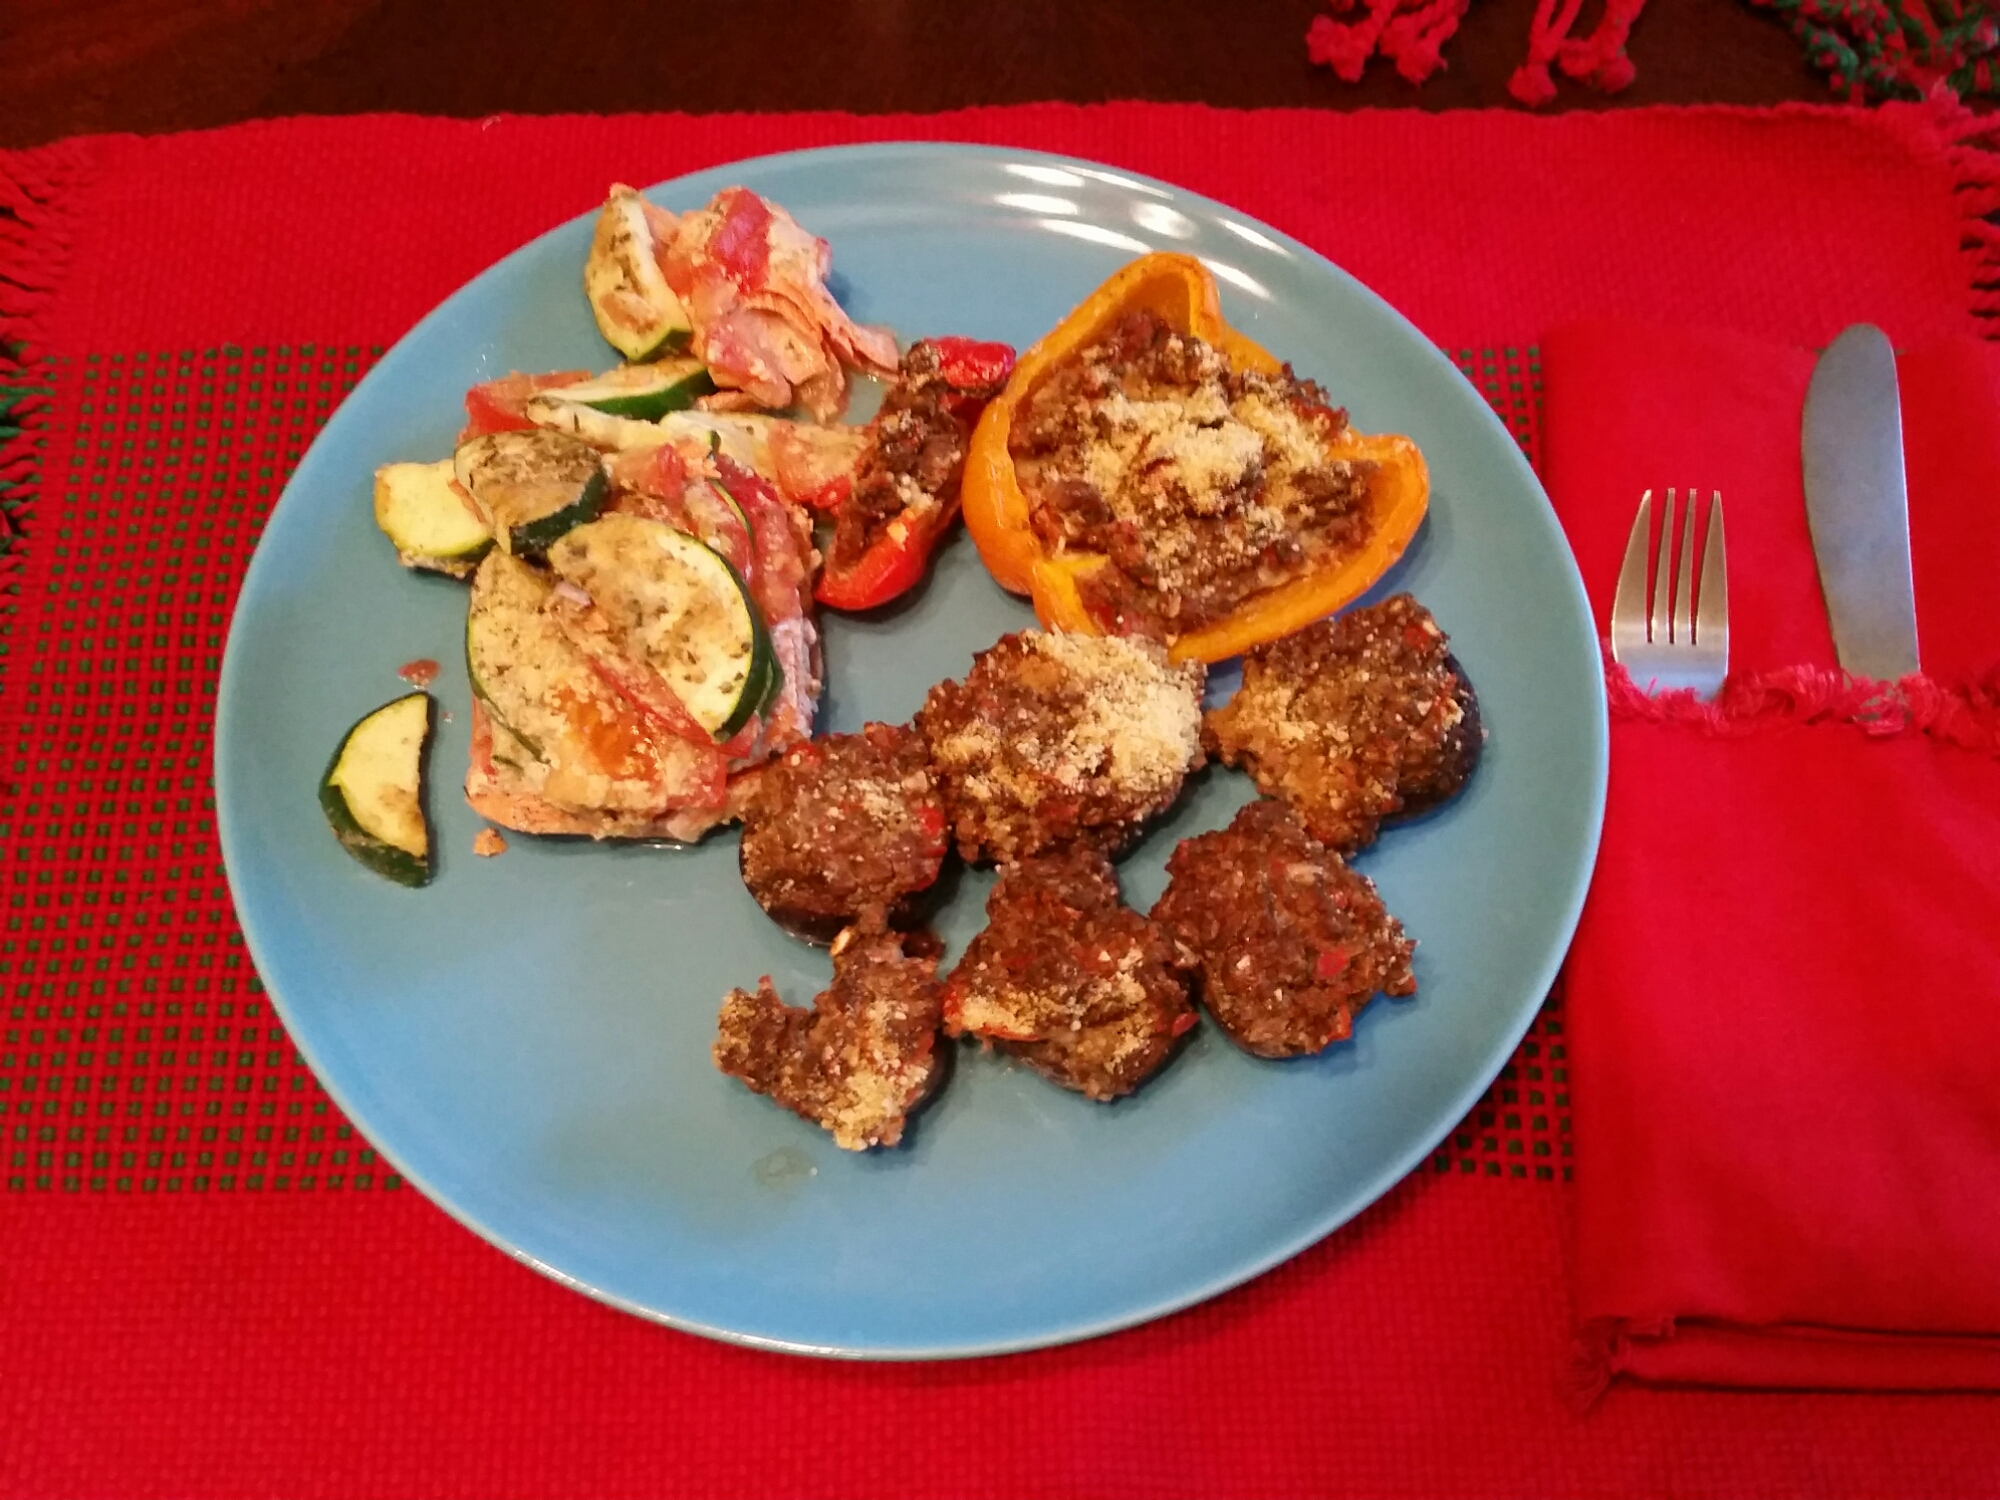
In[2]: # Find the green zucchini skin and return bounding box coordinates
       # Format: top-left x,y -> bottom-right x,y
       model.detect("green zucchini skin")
373,459 -> 493,576
510,469 -> 608,556
522,396 -> 664,454
464,553 -> 562,761
732,627 -> 783,737
711,551 -> 777,740
454,430 -> 608,559
585,187 -> 694,362
319,692 -> 434,888
545,515 -> 776,741
548,360 -> 716,421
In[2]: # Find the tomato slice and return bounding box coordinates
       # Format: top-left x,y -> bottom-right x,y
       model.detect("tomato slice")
460,370 -> 591,439
711,455 -> 811,628
605,443 -> 689,501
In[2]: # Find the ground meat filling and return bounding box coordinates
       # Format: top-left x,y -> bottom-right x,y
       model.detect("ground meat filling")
1008,308 -> 1376,639
1204,594 -> 1482,854
1152,799 -> 1416,1058
827,340 -> 1004,573
944,847 -> 1197,1100
737,721 -> 949,939
713,916 -> 946,1151
914,629 -> 1206,863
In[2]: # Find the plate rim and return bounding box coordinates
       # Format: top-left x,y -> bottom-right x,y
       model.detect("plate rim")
214,137 -> 1609,1360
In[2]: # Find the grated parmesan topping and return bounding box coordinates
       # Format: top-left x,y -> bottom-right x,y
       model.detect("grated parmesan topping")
1085,390 -> 1259,508
951,965 -> 1153,1050
1010,310 -> 1375,634
1075,380 -> 1355,596
1028,632 -> 1203,795
929,634 -> 1201,805
823,988 -> 934,1149
713,922 -> 944,1152
917,629 -> 1207,862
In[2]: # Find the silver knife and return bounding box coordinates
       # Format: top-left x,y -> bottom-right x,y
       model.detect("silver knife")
1801,324 -> 1920,679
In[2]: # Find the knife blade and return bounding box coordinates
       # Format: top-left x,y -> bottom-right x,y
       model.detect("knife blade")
1801,323 -> 1920,679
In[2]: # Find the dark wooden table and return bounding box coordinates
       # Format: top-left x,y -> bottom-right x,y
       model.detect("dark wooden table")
4,0 -> 1823,148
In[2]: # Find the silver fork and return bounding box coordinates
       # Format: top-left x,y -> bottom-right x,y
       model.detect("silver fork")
1610,488 -> 1729,698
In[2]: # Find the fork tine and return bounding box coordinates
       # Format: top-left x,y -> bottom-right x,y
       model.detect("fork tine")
1610,490 -> 1652,664
1696,491 -> 1728,660
1673,488 -> 1697,644
1650,487 -> 1676,644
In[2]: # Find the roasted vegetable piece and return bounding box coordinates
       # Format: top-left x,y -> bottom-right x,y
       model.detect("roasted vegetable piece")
813,336 -> 1016,612
584,184 -> 694,362
532,359 -> 716,421
373,459 -> 492,576
461,553 -> 735,838
658,186 -> 900,419
454,429 -> 609,559
319,693 -> 434,887
461,370 -> 592,439
961,252 -> 1429,663
545,514 -> 778,742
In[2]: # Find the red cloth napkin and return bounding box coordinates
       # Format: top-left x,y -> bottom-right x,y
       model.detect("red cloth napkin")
1543,319 -> 2000,1394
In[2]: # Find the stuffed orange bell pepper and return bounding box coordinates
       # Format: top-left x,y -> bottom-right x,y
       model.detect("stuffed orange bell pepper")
961,253 -> 1428,664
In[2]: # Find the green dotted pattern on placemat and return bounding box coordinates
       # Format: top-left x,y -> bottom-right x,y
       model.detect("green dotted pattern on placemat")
2,341 -> 1557,1195
1430,983 -> 1569,1183
1436,345 -> 1564,1182
1451,344 -> 1541,470
0,344 -> 404,1195
0,352 -> 51,671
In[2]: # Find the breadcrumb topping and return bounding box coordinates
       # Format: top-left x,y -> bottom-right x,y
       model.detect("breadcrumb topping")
1205,594 -> 1482,853
916,630 -> 1205,862
944,847 -> 1196,1100
714,918 -> 945,1150
1010,309 -> 1375,636
1152,799 -> 1415,1058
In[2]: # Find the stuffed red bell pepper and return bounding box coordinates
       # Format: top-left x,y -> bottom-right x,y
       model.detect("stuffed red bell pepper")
809,336 -> 1015,612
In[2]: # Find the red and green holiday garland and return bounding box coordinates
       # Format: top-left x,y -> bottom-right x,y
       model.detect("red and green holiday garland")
1306,0 -> 2000,106
1747,0 -> 2000,103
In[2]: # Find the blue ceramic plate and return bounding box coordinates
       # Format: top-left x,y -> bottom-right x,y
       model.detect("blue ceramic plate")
216,143 -> 1606,1358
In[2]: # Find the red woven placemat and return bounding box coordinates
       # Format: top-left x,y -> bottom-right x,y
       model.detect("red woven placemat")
2,102 -> 1998,1498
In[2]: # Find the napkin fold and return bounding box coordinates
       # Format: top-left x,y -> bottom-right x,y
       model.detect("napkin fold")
1542,319 -> 2000,1396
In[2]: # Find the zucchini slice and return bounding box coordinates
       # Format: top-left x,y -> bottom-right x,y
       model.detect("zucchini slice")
542,360 -> 715,421
465,552 -> 733,819
373,459 -> 492,576
320,693 -> 434,887
547,515 -> 775,740
454,429 -> 607,558
736,627 -> 783,733
524,393 -> 675,453
520,399 -> 778,478
465,552 -> 565,758
585,186 -> 693,362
